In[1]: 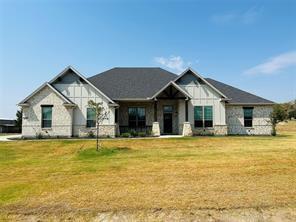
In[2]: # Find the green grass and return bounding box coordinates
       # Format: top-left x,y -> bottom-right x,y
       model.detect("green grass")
0,121 -> 295,220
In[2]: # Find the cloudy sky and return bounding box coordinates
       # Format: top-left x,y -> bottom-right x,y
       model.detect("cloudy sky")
0,0 -> 295,118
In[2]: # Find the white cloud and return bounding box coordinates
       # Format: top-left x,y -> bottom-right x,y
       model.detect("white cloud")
211,7 -> 261,25
154,56 -> 187,73
244,51 -> 296,75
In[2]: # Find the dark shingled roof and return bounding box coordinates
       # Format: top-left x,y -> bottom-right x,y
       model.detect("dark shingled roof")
87,67 -> 274,104
88,67 -> 177,99
205,78 -> 274,104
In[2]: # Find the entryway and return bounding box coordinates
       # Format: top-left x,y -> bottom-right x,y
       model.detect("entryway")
163,106 -> 173,134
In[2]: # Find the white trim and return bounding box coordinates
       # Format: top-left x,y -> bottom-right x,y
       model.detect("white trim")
18,82 -> 74,105
174,68 -> 228,99
150,81 -> 192,99
49,66 -> 115,104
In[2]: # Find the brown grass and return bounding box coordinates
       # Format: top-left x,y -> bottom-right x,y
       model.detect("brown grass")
0,121 -> 296,220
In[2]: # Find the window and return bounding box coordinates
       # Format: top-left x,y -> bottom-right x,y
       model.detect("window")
194,106 -> 203,127
163,105 -> 173,113
194,106 -> 213,128
86,108 -> 96,128
243,107 -> 253,127
204,106 -> 213,127
41,106 -> 52,128
128,107 -> 146,127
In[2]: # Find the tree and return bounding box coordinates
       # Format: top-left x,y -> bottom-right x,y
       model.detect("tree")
88,100 -> 109,151
269,104 -> 288,136
15,109 -> 22,129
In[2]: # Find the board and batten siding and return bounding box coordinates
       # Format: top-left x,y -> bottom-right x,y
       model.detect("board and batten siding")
178,83 -> 226,126
53,81 -> 116,137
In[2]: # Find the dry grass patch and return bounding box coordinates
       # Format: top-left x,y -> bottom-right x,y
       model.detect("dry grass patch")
0,121 -> 296,220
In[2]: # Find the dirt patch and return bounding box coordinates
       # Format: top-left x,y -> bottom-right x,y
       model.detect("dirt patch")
1,207 -> 296,221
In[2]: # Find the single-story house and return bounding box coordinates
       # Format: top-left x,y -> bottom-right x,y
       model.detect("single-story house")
18,66 -> 274,138
0,119 -> 20,133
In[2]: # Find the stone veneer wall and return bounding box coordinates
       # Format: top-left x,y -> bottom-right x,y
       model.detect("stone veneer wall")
22,86 -> 73,138
226,105 -> 273,135
73,125 -> 116,138
179,124 -> 228,135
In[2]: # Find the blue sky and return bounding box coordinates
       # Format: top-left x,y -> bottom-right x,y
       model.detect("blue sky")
0,0 -> 295,118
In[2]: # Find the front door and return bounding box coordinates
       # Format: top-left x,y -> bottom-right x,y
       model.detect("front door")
163,106 -> 173,134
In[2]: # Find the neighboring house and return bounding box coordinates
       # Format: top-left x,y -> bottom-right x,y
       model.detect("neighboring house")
0,119 -> 20,133
18,66 -> 274,138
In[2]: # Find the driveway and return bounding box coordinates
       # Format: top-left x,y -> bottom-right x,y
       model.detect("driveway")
0,134 -> 22,141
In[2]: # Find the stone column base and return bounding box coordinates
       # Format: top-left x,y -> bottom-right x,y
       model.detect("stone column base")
152,122 -> 160,136
182,122 -> 193,136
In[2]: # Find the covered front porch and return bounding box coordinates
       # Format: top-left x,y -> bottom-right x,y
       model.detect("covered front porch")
114,82 -> 192,136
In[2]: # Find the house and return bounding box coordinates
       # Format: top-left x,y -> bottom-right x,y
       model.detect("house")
0,119 -> 20,133
18,66 -> 274,138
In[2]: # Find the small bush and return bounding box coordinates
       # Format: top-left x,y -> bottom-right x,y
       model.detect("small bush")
138,132 -> 146,137
130,130 -> 138,137
121,132 -> 131,138
87,131 -> 95,138
35,132 -> 43,139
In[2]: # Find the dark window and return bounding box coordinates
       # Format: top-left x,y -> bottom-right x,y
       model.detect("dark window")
243,107 -> 253,127
41,106 -> 52,128
128,107 -> 146,127
194,106 -> 213,128
194,106 -> 203,127
204,106 -> 213,127
86,108 -> 96,128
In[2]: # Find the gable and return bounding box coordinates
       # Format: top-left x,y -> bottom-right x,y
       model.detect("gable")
51,69 -> 87,84
176,71 -> 203,85
50,66 -> 114,104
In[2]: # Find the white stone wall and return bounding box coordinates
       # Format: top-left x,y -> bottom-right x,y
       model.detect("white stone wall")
73,125 -> 116,138
22,86 -> 73,138
226,105 -> 273,135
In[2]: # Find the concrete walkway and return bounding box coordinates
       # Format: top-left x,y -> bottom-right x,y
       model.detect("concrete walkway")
0,134 -> 22,141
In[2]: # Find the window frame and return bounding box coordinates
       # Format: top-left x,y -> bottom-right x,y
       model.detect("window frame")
243,107 -> 253,128
204,106 -> 213,128
41,105 -> 53,129
128,107 -> 146,128
86,107 -> 96,128
194,105 -> 213,128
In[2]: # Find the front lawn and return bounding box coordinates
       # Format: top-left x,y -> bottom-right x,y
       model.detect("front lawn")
0,122 -> 295,220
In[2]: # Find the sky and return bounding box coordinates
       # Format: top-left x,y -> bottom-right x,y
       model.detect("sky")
0,0 -> 295,119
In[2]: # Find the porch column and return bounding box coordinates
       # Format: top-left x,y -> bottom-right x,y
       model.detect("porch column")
154,100 -> 157,121
182,98 -> 192,136
185,100 -> 188,121
152,99 -> 160,136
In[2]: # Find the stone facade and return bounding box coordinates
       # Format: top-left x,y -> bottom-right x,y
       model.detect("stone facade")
152,122 -> 160,136
226,105 -> 273,135
73,125 -> 116,138
190,125 -> 227,136
182,122 -> 193,136
22,86 -> 74,138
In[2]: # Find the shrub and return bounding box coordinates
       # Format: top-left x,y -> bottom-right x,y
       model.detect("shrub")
138,132 -> 146,137
130,130 -> 138,137
35,132 -> 43,139
121,132 -> 131,138
87,131 -> 95,138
